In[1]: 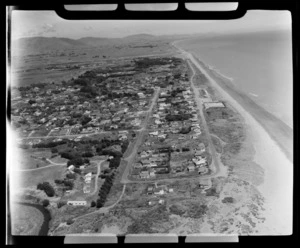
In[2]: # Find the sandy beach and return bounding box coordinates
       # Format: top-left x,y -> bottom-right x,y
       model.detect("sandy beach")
173,42 -> 293,234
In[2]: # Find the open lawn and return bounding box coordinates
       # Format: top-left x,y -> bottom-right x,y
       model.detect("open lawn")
11,203 -> 44,235
14,165 -> 66,188
12,147 -> 52,170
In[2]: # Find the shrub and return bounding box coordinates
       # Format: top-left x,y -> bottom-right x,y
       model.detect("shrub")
73,168 -> 81,174
82,151 -> 94,157
57,201 -> 67,208
63,180 -> 74,189
96,199 -> 103,208
51,148 -> 58,153
66,173 -> 76,180
66,218 -> 74,225
67,157 -> 87,167
42,199 -> 50,207
222,197 -> 234,203
169,204 -> 185,216
54,179 -> 64,184
90,201 -> 96,207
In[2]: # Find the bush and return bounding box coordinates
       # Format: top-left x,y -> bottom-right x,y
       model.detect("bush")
51,148 -> 58,153
96,199 -> 103,208
82,151 -> 94,157
66,218 -> 74,225
57,201 -> 67,208
42,199 -> 50,207
63,180 -> 74,189
73,168 -> 81,174
66,173 -> 76,180
37,182 -> 55,197
222,197 -> 234,203
169,204 -> 185,216
90,201 -> 96,207
54,179 -> 64,184
67,157 -> 87,167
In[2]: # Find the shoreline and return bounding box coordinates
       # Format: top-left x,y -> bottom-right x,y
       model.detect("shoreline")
193,56 -> 293,163
173,41 -> 292,234
172,39 -> 293,131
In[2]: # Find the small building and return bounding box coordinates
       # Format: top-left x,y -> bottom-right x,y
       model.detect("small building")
67,201 -> 87,206
198,166 -> 209,175
198,143 -> 206,152
187,164 -> 195,172
68,165 -> 75,171
199,178 -> 212,190
154,188 -> 164,195
149,169 -> 156,177
140,170 -> 150,179
147,186 -> 154,195
131,168 -> 141,178
203,102 -> 225,110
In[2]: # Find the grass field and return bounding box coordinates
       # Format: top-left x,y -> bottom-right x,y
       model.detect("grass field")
14,165 -> 66,189
12,147 -> 52,170
11,203 -> 44,235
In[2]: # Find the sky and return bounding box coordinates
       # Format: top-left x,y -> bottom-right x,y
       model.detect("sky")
10,5 -> 291,40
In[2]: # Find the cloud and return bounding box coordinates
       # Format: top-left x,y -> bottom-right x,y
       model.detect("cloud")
84,25 -> 93,31
41,23 -> 56,33
17,23 -> 57,38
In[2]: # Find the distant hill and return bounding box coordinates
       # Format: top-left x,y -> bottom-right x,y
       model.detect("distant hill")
76,37 -> 113,46
12,34 -> 163,54
13,37 -> 87,52
123,33 -> 157,40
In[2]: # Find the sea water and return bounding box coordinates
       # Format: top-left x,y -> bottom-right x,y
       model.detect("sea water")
177,29 -> 293,128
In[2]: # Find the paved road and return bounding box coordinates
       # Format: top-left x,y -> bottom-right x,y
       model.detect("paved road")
120,88 -> 160,184
187,60 -> 221,175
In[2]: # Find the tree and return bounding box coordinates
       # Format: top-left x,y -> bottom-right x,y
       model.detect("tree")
90,201 -> 96,207
63,179 -> 74,189
96,199 -> 103,208
82,151 -> 94,157
43,183 -> 55,197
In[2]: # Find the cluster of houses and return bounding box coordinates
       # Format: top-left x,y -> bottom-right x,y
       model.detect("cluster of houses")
146,183 -> 174,206
83,172 -> 92,194
130,76 -> 211,180
11,65 -> 164,139
67,164 -> 92,194
174,142 -> 209,175
131,147 -> 170,179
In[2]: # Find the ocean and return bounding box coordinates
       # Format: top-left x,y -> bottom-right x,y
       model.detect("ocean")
176,29 -> 293,128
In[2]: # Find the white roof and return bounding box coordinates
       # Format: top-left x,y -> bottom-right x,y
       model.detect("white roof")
204,102 -> 225,109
